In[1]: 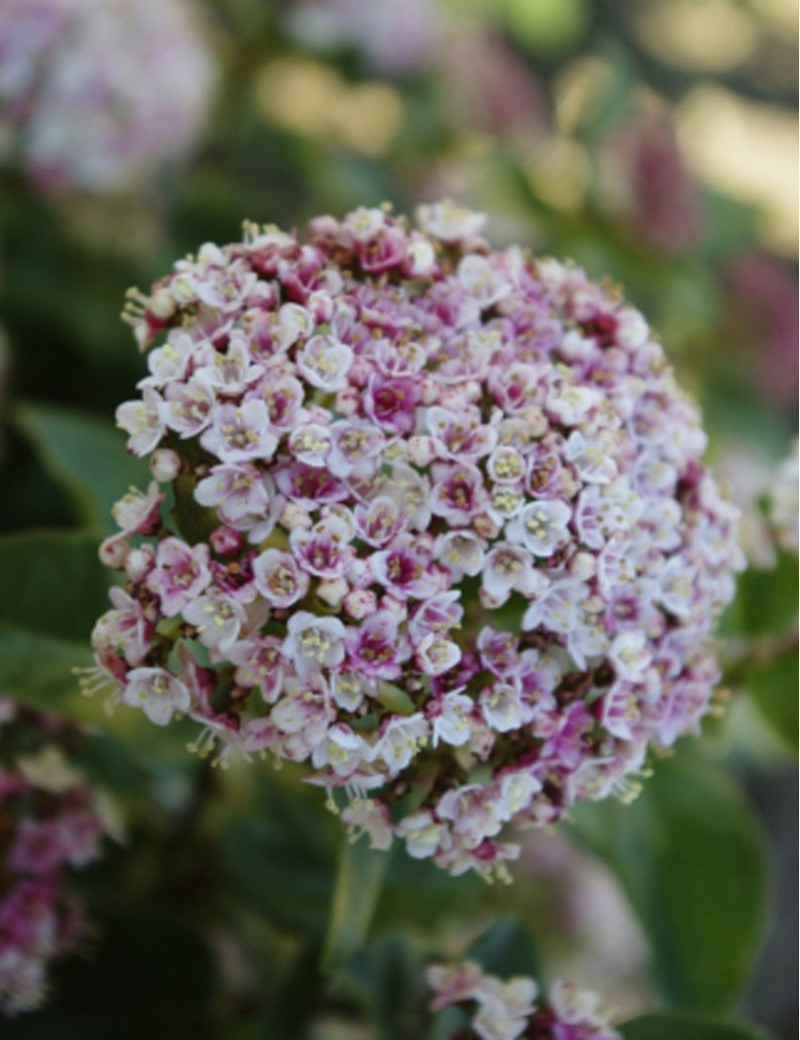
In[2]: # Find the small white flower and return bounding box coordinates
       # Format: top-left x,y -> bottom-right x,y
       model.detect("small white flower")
608,630 -> 652,682
395,809 -> 448,859
416,633 -> 462,676
430,692 -> 475,748
121,667 -> 190,726
116,387 -> 165,456
373,714 -> 429,774
283,612 -> 346,678
297,334 -> 353,391
507,499 -> 572,557
480,683 -> 525,732
416,199 -> 486,242
182,589 -> 246,652
457,254 -> 511,307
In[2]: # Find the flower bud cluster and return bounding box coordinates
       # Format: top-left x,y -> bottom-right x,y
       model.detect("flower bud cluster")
0,0 -> 215,193
0,700 -> 106,1016
91,201 -> 742,878
427,961 -> 620,1040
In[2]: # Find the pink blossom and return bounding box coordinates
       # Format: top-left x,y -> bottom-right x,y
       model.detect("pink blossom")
121,666 -> 191,725
146,537 -> 211,615
200,400 -> 278,463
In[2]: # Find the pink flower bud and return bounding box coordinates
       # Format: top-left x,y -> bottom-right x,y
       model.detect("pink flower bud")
343,588 -> 378,620
210,526 -> 244,556
149,448 -> 181,483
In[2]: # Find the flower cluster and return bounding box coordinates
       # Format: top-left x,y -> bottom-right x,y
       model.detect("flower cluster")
287,0 -> 442,76
0,700 -> 107,1016
427,961 -> 620,1040
89,201 -> 742,879
0,0 -> 215,193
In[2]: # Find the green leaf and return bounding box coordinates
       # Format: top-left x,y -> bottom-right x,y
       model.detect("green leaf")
13,401 -> 148,534
0,530 -> 110,642
734,550 -> 799,639
344,935 -> 425,1040
426,1008 -> 471,1040
0,622 -> 202,762
466,917 -> 540,982
379,849 -> 484,930
260,940 -> 324,1040
221,769 -> 338,934
570,749 -> 767,1013
745,651 -> 799,753
322,835 -> 392,978
621,1011 -> 778,1040
0,623 -> 95,719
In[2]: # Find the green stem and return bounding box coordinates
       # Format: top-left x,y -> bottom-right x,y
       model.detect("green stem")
321,835 -> 392,981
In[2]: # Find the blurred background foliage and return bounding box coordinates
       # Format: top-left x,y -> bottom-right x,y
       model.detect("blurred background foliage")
0,0 -> 796,1037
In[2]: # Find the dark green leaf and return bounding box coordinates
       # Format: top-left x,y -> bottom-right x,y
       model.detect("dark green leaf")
13,401 -> 148,534
621,1011 -> 778,1040
378,849 -> 484,930
734,551 -> 799,639
466,916 -> 541,982
0,623 -> 95,719
426,1007 -> 471,1040
745,651 -> 799,752
0,530 -> 110,642
570,749 -> 767,1013
261,940 -> 324,1040
221,769 -> 338,933
0,622 -> 203,761
344,934 -> 425,1040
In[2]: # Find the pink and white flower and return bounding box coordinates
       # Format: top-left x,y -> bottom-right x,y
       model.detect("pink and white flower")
121,666 -> 191,725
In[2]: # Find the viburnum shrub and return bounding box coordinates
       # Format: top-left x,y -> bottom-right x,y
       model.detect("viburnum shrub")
87,200 -> 742,880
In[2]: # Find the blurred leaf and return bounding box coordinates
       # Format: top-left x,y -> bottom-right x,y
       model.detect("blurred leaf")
570,748 -> 767,1013
2,911 -> 217,1040
734,551 -> 799,638
503,0 -> 588,52
744,650 -> 799,753
13,401 -> 148,534
221,770 -> 338,933
426,1007 -> 471,1040
344,934 -> 426,1040
0,624 -> 95,719
702,191 -> 763,261
621,1011 -> 778,1040
261,940 -> 323,1040
0,530 -> 110,642
575,42 -> 638,140
466,917 -> 541,981
322,836 -> 392,978
0,623 -> 200,765
379,849 -> 484,930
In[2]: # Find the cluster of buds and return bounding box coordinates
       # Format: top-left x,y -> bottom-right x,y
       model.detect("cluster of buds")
428,961 -> 620,1040
89,201 -> 742,879
0,700 -> 107,1015
0,0 -> 215,193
